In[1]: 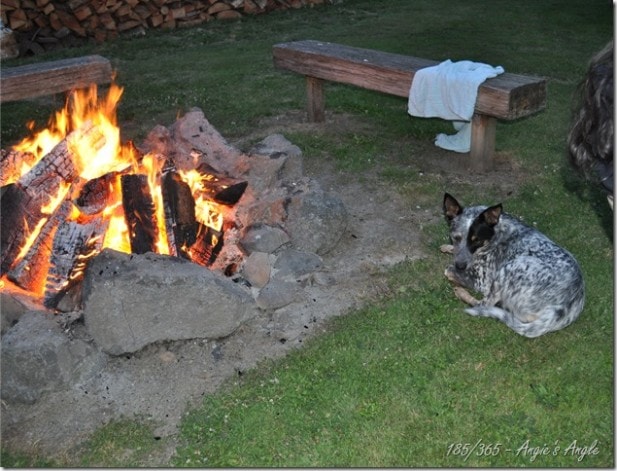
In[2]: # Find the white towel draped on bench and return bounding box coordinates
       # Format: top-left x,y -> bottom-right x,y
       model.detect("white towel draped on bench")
407,59 -> 504,153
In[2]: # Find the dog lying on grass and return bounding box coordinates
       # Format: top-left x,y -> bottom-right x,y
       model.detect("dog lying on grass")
441,193 -> 585,338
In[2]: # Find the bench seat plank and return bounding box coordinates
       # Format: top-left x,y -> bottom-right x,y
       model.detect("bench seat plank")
273,40 -> 546,121
0,55 -> 113,103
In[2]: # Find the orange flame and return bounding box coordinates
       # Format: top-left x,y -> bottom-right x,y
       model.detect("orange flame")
141,153 -> 170,255
179,169 -> 225,232
12,84 -> 131,181
3,82 -> 230,302
101,176 -> 131,253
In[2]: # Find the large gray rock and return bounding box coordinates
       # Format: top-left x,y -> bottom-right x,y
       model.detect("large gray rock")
82,249 -> 258,355
1,311 -> 106,404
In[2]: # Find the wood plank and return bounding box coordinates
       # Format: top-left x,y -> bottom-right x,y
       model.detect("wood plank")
0,55 -> 113,103
273,40 -> 547,121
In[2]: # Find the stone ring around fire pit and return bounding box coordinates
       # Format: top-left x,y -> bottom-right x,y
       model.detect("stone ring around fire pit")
1,108 -> 348,405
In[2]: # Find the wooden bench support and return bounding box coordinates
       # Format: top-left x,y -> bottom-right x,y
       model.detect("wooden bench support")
470,113 -> 497,170
306,76 -> 325,123
273,40 -> 547,171
0,55 -> 113,103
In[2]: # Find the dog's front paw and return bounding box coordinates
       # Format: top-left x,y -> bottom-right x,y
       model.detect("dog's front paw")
444,265 -> 458,282
440,244 -> 454,254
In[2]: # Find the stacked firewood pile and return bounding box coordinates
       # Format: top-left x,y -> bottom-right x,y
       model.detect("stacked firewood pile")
1,0 -> 329,54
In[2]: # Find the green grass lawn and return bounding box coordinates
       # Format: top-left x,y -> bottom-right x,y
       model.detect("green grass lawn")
1,0 -> 613,467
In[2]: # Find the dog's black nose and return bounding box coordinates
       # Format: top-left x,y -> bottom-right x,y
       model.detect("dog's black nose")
455,260 -> 467,271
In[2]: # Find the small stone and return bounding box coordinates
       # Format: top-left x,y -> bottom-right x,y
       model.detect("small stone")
249,133 -> 302,159
247,134 -> 303,192
158,350 -> 177,364
311,271 -> 336,287
242,251 -> 271,288
255,280 -> 304,310
239,224 -> 290,254
273,249 -> 323,280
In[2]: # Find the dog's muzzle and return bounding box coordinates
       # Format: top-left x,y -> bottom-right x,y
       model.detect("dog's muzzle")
455,260 -> 468,271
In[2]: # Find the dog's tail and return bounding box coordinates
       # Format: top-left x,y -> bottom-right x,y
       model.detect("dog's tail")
464,303 -> 583,338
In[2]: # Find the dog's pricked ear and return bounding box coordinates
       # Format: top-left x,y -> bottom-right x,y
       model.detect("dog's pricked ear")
482,203 -> 503,226
443,193 -> 463,223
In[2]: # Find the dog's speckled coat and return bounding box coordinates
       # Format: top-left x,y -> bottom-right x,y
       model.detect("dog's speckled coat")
442,193 -> 585,338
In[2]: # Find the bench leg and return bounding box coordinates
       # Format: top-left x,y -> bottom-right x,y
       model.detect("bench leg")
469,113 -> 496,171
306,76 -> 325,123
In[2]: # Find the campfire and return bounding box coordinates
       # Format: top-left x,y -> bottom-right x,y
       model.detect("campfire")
0,83 -> 248,308
1,84 -> 354,428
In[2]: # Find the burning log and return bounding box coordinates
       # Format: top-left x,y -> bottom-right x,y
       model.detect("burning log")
0,148 -> 38,186
194,162 -> 248,205
74,172 -> 117,215
1,100 -> 259,309
18,120 -> 104,190
44,215 -> 108,308
161,170 -> 197,259
1,122 -> 106,274
7,201 -> 72,294
121,174 -> 158,254
189,223 -> 224,267
1,183 -> 35,274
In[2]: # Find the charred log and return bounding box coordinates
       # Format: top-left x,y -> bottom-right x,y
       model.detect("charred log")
189,223 -> 224,267
1,148 -> 39,186
44,215 -> 108,308
74,172 -> 117,215
1,183 -> 38,274
195,162 -> 248,205
1,123 -> 105,274
121,174 -> 158,254
162,170 -> 197,259
7,201 -> 72,294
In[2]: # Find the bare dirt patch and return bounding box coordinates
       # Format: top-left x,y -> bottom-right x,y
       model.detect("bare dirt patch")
1,111 -> 526,464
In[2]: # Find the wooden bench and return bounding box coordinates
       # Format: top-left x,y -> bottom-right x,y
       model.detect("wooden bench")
0,55 -> 113,103
273,40 -> 547,171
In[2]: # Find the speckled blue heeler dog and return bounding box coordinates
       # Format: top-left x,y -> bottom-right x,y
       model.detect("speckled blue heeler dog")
441,193 -> 585,338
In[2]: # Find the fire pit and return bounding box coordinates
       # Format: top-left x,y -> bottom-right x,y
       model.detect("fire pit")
1,96 -> 428,456
1,84 -> 349,395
